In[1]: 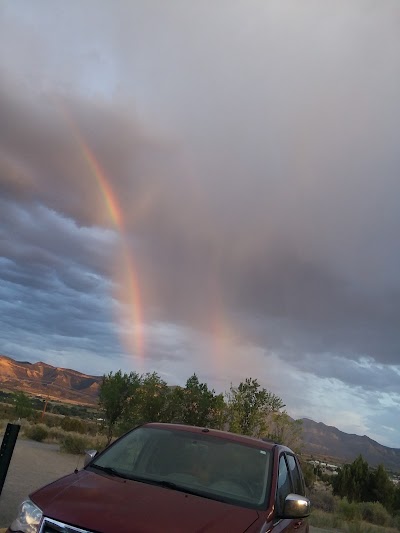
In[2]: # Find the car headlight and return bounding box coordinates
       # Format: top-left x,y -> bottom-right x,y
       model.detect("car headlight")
10,499 -> 43,533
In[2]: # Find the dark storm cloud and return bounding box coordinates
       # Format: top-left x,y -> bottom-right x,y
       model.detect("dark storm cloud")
111,0 -> 400,368
0,202 -> 117,356
0,263 -> 113,337
0,78 -> 157,228
1,81 -> 400,371
0,199 -> 118,286
0,264 -> 121,368
222,251 -> 400,364
288,352 -> 400,395
0,74 -> 211,252
1,0 -> 400,383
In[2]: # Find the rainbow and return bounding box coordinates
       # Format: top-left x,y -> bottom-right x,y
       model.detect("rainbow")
60,107 -> 144,360
114,244 -> 145,360
79,142 -> 124,229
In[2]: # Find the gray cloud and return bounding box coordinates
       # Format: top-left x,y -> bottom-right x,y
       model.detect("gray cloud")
289,353 -> 400,395
1,0 -> 400,366
1,0 -> 400,444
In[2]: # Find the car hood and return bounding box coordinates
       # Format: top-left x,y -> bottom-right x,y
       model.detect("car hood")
31,470 -> 260,533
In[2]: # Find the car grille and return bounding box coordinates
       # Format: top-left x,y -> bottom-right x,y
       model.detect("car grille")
40,517 -> 94,533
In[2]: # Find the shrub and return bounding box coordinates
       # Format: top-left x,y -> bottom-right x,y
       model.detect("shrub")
346,521 -> 363,533
358,501 -> 391,527
311,489 -> 337,513
61,416 -> 86,434
46,427 -> 68,441
24,424 -> 49,442
61,434 -> 90,454
309,509 -> 342,529
85,420 -> 100,436
0,403 -> 16,420
338,498 -> 361,522
391,513 -> 400,530
90,436 -> 108,453
30,411 -> 42,423
42,414 -> 61,427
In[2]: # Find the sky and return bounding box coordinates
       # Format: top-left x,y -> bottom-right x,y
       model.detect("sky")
0,0 -> 399,448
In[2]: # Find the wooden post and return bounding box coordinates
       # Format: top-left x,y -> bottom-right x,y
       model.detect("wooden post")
41,396 -> 49,421
0,423 -> 20,496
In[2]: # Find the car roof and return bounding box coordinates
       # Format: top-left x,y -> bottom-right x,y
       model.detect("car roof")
142,422 -> 293,453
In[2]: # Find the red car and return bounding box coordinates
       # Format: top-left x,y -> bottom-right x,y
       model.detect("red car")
8,423 -> 310,533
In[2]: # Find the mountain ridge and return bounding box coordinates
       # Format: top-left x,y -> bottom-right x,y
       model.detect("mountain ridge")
301,417 -> 400,471
0,354 -> 102,405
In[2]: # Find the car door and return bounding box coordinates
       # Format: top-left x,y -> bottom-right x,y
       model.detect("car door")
285,453 -> 308,532
272,454 -> 308,532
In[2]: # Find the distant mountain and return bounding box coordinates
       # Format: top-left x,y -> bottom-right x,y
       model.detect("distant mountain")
0,354 -> 101,405
301,418 -> 400,471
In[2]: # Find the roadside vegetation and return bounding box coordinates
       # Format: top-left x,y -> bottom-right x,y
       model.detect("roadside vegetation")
1,372 -> 399,531
309,495 -> 400,532
307,455 -> 400,531
0,373 -> 300,454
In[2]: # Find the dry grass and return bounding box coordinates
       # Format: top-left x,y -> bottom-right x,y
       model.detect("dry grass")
20,421 -> 108,452
310,510 -> 399,533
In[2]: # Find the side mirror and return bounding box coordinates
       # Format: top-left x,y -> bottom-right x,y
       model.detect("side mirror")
84,449 -> 98,467
281,493 -> 311,519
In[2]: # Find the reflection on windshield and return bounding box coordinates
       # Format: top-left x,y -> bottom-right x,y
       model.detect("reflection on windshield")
91,427 -> 271,509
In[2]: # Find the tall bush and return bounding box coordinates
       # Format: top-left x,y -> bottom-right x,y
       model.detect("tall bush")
61,434 -> 90,454
358,501 -> 391,527
61,416 -> 86,433
24,424 -> 49,442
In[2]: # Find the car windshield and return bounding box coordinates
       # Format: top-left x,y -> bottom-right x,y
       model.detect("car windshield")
90,426 -> 271,509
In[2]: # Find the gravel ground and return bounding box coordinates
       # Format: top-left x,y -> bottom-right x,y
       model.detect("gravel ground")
0,432 -> 81,529
0,430 -> 338,532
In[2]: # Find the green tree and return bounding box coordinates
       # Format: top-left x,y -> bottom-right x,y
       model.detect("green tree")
392,483 -> 400,513
134,372 -> 172,424
300,459 -> 316,489
208,391 -> 227,430
226,378 -> 285,437
174,374 -> 226,429
98,370 -> 141,444
332,456 -> 397,513
264,411 -> 303,452
333,455 -> 371,503
369,464 -> 394,510
14,391 -> 33,419
165,386 -> 186,423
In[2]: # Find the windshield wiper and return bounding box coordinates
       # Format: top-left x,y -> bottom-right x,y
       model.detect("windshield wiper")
88,469 -> 228,503
148,479 -> 226,502
89,464 -> 131,480
154,480 -> 202,495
